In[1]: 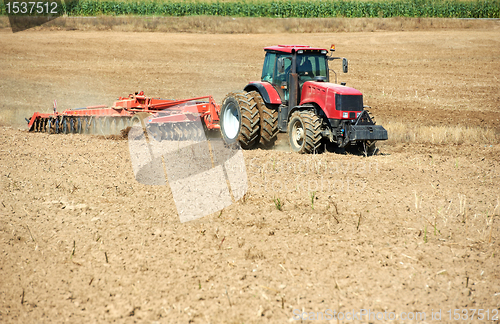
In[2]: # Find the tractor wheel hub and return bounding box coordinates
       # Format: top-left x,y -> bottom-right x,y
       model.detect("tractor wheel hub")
295,128 -> 304,141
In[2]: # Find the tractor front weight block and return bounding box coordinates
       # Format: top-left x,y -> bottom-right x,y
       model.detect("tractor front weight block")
347,124 -> 388,142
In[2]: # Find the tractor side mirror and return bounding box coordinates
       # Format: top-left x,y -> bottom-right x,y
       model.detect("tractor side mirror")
342,58 -> 348,73
277,57 -> 285,74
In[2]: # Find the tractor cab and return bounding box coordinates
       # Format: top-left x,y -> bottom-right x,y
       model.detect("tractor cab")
261,45 -> 330,103
259,45 -> 355,131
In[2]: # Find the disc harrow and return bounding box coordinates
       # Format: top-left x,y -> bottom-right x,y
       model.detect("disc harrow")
26,92 -> 221,138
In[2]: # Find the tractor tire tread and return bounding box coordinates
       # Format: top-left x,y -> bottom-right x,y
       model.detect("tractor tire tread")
222,91 -> 260,149
249,91 -> 278,147
365,109 -> 376,125
290,110 -> 322,154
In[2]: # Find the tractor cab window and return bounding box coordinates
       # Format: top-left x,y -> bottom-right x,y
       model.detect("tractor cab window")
297,54 -> 328,83
261,52 -> 276,83
273,53 -> 292,85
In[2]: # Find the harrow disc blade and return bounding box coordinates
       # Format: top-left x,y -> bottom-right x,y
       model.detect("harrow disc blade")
148,124 -> 163,142
77,118 -> 83,134
47,118 -> 53,134
161,124 -> 174,140
172,124 -> 182,140
146,121 -> 208,142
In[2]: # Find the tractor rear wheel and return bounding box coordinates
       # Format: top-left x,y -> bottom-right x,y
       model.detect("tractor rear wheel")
249,91 -> 278,148
288,110 -> 322,154
220,91 -> 260,149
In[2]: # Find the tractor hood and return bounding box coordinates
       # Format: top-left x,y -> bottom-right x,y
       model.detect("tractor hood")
300,81 -> 364,119
301,81 -> 363,97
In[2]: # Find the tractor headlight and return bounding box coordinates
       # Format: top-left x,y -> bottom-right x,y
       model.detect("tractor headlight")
357,112 -> 361,117
343,112 -> 348,118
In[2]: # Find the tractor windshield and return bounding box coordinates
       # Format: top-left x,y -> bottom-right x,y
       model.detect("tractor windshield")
297,54 -> 328,82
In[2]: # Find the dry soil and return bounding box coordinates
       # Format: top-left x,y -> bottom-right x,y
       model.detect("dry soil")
0,27 -> 499,323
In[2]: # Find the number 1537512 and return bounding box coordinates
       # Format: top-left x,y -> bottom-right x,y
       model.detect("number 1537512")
5,2 -> 58,15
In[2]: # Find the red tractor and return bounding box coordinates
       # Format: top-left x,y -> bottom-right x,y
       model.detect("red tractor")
219,44 -> 388,154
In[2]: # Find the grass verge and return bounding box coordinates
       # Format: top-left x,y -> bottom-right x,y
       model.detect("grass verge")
1,16 -> 498,33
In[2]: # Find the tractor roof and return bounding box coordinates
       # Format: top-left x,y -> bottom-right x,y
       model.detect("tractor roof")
264,45 -> 327,54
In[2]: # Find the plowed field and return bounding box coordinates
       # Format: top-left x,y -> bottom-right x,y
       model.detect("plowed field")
0,27 -> 499,323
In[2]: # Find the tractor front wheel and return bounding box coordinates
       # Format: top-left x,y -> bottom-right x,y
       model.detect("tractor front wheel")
288,110 -> 322,154
220,91 -> 260,149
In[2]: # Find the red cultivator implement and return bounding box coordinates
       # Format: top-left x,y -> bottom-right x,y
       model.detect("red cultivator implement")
26,91 -> 220,138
